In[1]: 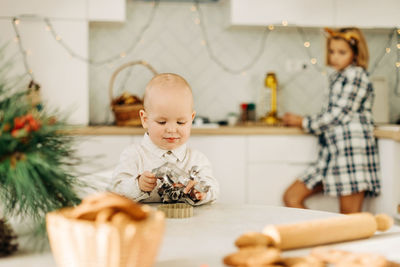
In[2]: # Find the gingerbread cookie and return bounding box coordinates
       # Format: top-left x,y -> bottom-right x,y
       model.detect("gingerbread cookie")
223,247 -> 281,267
235,232 -> 275,249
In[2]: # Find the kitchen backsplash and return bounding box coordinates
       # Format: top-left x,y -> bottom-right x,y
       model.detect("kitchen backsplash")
89,0 -> 400,125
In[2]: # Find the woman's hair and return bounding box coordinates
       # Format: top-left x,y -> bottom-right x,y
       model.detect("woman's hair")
325,27 -> 369,69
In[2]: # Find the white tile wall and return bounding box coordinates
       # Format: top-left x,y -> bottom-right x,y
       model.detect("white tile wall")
89,0 -> 400,125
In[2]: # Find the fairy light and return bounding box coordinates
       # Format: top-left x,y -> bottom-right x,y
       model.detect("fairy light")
191,5 -> 197,12
386,47 -> 391,53
310,58 -> 317,64
119,52 -> 126,58
14,19 -> 20,25
55,35 -> 62,41
397,29 -> 400,34
396,62 -> 400,68
14,37 -> 19,43
304,41 -> 310,48
282,20 -> 288,26
194,18 -> 200,25
397,44 -> 400,49
45,25 -> 51,31
268,25 -> 274,30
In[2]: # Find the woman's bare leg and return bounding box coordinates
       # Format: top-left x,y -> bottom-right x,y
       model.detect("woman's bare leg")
339,191 -> 365,214
283,180 -> 323,209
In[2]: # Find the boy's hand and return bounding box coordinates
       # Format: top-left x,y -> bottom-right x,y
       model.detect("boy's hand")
138,171 -> 157,192
183,180 -> 206,200
282,112 -> 303,128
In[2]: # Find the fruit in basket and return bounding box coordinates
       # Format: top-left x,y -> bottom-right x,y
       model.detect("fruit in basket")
112,92 -> 143,106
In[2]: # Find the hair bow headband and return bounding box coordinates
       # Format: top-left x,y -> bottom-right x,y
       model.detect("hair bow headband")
324,28 -> 359,46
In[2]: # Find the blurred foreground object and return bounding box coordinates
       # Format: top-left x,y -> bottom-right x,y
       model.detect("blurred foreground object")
46,192 -> 165,267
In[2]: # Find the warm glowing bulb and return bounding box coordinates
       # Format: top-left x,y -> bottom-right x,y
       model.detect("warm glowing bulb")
386,47 -> 391,53
396,62 -> 400,68
282,20 -> 288,26
28,69 -> 33,74
194,18 -> 200,25
14,19 -> 20,25
45,26 -> 51,31
191,5 -> 196,12
397,29 -> 400,34
14,37 -> 19,43
397,44 -> 400,49
311,58 -> 317,64
55,35 -> 62,41
120,52 -> 126,58
304,42 -> 310,48
268,25 -> 274,30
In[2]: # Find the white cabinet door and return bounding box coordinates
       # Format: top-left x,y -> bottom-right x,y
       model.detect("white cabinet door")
247,162 -> 307,205
188,136 -> 247,204
336,0 -> 400,28
231,0 -> 335,27
370,139 -> 400,217
231,0 -> 400,28
74,135 -> 134,173
248,135 -> 318,163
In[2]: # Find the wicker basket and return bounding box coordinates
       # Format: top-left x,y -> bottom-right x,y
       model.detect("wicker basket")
109,61 -> 158,126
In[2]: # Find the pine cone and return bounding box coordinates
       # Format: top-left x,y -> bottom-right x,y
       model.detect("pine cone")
0,218 -> 18,257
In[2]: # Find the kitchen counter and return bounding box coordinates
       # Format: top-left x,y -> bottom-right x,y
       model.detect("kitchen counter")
66,124 -> 400,141
1,204 -> 400,267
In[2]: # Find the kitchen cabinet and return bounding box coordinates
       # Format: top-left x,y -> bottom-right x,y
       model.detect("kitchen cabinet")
73,129 -> 400,216
230,0 -> 400,28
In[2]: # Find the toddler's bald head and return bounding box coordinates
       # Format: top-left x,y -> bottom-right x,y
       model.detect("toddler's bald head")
143,73 -> 193,112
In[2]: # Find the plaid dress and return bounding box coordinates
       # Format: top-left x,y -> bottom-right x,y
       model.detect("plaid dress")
300,65 -> 381,197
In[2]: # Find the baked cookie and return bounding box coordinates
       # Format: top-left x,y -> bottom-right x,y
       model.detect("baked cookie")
223,247 -> 281,266
235,232 -> 275,249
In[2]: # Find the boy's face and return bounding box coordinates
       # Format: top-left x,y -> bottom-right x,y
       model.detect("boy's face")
328,38 -> 354,71
140,85 -> 195,150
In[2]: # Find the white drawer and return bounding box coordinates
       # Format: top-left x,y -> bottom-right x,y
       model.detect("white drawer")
247,135 -> 318,163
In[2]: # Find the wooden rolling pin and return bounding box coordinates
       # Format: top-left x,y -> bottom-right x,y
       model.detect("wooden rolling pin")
262,213 -> 393,250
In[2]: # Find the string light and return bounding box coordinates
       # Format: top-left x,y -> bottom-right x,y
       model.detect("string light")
386,47 -> 391,53
268,25 -> 274,31
310,58 -> 317,64
45,25 -> 51,31
282,20 -> 288,26
304,41 -> 310,48
119,52 -> 126,58
14,19 -> 20,25
194,1 -> 271,74
55,35 -> 62,41
397,44 -> 400,49
398,29 -> 400,34
396,62 -> 400,68
191,5 -> 197,12
194,18 -> 200,25
14,37 -> 19,43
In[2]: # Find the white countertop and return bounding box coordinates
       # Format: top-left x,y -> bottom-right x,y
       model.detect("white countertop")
1,204 -> 400,267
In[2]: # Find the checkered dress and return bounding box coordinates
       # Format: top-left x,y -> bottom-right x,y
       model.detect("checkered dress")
300,65 -> 381,197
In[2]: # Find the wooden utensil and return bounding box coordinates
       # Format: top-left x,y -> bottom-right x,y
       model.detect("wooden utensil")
262,213 -> 393,250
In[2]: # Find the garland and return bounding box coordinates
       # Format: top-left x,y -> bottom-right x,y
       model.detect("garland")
0,80 -> 81,224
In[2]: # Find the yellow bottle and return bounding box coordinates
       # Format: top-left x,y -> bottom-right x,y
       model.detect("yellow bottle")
261,72 -> 279,125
